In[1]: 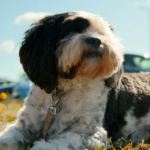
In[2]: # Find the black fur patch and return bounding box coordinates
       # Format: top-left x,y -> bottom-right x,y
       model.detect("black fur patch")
104,73 -> 150,141
19,13 -> 70,93
59,17 -> 90,40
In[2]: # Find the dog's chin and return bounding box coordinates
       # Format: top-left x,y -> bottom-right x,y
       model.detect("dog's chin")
75,46 -> 121,80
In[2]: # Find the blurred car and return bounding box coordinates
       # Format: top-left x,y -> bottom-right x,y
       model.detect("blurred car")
12,76 -> 31,100
123,54 -> 150,73
0,79 -> 16,99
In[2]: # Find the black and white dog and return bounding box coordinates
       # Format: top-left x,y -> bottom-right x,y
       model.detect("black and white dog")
0,11 -> 150,150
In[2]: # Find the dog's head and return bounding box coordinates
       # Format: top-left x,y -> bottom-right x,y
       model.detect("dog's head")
19,11 -> 124,93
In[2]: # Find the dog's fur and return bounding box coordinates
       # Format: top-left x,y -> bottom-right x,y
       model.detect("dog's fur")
0,11 -> 150,150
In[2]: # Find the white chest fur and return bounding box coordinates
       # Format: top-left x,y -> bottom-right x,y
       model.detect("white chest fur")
48,77 -> 110,136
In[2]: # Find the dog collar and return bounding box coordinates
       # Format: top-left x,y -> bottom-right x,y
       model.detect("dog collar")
42,89 -> 62,139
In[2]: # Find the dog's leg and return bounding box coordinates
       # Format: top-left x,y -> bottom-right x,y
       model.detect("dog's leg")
31,129 -> 109,150
0,84 -> 51,150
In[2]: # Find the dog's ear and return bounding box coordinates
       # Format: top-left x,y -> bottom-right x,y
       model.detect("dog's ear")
105,66 -> 123,88
19,15 -> 65,93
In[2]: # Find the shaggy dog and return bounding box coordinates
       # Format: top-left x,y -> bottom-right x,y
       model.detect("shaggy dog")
0,11 -> 150,150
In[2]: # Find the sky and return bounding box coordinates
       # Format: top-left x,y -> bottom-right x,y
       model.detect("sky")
0,0 -> 150,81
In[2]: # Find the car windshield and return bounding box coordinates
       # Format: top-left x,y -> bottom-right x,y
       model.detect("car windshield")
124,54 -> 150,71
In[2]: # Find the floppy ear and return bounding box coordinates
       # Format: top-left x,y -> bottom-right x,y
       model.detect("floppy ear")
105,66 -> 123,88
19,15 -> 64,93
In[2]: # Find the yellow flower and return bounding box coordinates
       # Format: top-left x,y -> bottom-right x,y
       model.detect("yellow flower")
0,106 -> 5,110
0,92 -> 8,100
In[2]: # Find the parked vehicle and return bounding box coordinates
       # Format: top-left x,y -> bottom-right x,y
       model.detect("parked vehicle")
123,54 -> 150,73
0,79 -> 16,99
12,76 -> 31,100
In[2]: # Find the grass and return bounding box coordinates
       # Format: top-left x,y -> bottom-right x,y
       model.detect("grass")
0,98 -> 23,131
107,135 -> 150,150
0,98 -> 150,150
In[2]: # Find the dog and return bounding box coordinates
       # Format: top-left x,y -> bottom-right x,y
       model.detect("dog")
0,11 -> 150,150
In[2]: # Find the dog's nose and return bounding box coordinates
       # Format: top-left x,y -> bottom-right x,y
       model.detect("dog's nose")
85,37 -> 101,48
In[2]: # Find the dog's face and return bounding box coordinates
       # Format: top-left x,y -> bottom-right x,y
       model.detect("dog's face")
19,11 -> 124,93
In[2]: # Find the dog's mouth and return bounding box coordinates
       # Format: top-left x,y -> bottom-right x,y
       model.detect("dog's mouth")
84,47 -> 103,58
87,47 -> 102,52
